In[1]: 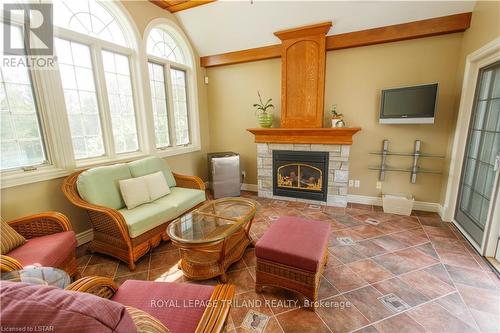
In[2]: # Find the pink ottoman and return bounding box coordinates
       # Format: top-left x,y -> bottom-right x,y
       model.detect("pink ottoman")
255,216 -> 330,310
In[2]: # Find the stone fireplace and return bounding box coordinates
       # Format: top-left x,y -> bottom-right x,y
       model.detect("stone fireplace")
247,23 -> 359,208
257,143 -> 350,207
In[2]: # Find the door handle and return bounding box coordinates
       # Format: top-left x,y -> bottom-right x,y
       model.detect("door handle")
495,156 -> 500,171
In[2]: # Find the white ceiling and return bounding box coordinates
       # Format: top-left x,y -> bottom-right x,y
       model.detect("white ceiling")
175,1 -> 476,56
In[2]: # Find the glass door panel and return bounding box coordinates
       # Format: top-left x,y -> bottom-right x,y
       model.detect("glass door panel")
455,61 -> 500,246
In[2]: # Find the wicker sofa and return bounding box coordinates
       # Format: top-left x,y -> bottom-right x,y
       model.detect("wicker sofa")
62,156 -> 206,270
0,212 -> 78,278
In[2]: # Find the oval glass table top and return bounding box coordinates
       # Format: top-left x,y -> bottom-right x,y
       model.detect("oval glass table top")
167,197 -> 259,244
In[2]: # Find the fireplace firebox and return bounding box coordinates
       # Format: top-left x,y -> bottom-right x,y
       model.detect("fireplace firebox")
273,150 -> 329,201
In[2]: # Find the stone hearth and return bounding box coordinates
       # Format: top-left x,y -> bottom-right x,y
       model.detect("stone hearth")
257,143 -> 350,207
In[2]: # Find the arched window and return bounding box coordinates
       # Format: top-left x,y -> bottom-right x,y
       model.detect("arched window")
146,23 -> 196,150
53,1 -> 127,46
53,0 -> 140,160
147,28 -> 186,65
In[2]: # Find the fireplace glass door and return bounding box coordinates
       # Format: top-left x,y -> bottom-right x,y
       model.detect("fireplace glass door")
277,163 -> 323,191
273,150 -> 328,201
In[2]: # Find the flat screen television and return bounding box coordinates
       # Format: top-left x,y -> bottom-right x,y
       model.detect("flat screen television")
379,83 -> 438,124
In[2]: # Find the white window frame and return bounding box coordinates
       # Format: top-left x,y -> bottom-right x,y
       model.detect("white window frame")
54,25 -> 147,168
1,0 -> 150,188
143,18 -> 201,158
0,15 -> 72,188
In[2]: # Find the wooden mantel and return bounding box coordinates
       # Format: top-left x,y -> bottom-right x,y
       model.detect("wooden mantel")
247,127 -> 361,145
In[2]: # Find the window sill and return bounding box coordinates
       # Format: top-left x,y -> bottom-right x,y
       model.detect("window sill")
75,151 -> 148,170
156,144 -> 201,158
0,146 -> 202,189
0,166 -> 70,189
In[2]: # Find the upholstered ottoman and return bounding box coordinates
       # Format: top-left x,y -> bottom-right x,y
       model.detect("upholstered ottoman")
255,216 -> 330,310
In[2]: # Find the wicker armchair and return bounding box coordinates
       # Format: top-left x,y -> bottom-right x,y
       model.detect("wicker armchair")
66,276 -> 234,333
62,170 -> 206,271
0,212 -> 78,278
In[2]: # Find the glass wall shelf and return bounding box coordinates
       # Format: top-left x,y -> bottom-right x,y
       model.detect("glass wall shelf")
370,139 -> 444,183
369,152 -> 445,158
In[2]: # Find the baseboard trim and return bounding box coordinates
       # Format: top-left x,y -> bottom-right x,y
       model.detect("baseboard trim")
347,194 -> 443,213
76,229 -> 93,246
241,183 -> 258,192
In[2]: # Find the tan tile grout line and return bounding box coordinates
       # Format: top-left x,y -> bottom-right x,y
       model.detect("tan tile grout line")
349,290 -> 457,333
418,219 -> 483,333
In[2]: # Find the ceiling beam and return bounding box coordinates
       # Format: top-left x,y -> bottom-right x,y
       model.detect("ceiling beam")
200,12 -> 471,68
150,0 -> 216,13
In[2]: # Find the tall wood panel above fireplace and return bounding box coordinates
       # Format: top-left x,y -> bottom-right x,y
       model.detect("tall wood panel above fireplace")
274,22 -> 331,128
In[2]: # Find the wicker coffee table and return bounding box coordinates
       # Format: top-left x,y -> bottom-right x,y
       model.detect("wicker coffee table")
167,197 -> 258,282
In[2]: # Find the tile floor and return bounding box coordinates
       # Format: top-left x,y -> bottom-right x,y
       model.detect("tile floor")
76,191 -> 500,333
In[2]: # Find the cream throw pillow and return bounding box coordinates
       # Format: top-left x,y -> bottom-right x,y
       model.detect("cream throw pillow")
119,177 -> 151,210
1,220 -> 26,254
119,171 -> 170,209
144,171 -> 170,201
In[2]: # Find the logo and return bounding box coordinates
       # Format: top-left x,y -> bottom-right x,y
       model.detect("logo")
4,3 -> 53,55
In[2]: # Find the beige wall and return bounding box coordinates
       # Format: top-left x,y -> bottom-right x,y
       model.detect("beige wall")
439,1 -> 500,206
208,33 -> 463,203
0,1 -> 210,234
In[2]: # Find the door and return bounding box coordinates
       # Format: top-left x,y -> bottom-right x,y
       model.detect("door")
455,61 -> 500,247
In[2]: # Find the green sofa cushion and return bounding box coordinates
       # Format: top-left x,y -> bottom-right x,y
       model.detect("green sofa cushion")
128,156 -> 176,188
77,163 -> 131,210
118,187 -> 205,238
154,187 -> 206,215
119,201 -> 178,238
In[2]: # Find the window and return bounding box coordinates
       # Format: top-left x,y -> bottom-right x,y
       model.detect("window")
53,0 -> 140,161
102,50 -> 139,153
148,62 -> 170,148
0,24 -> 47,171
0,3 -> 201,188
147,28 -> 186,65
55,38 -> 104,159
146,26 -> 196,150
170,68 -> 189,145
53,0 -> 126,46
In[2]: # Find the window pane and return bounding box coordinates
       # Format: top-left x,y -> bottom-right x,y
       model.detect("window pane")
148,62 -> 170,148
56,38 -> 105,160
170,68 -> 190,145
147,28 -> 187,65
0,25 -> 46,171
102,50 -> 139,154
53,0 -> 127,47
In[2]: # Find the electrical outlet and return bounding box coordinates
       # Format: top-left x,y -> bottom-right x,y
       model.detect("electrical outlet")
241,170 -> 246,180
348,180 -> 354,187
354,180 -> 360,188
204,76 -> 209,84
376,181 -> 382,189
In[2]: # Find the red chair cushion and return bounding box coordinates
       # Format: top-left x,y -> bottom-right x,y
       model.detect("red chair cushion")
7,231 -> 76,268
0,281 -> 136,332
255,216 -> 331,272
112,280 -> 214,333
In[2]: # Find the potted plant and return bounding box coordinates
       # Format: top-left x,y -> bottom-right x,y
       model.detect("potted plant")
330,104 -> 345,127
253,91 -> 274,128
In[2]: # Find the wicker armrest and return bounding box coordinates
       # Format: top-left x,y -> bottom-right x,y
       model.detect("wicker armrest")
0,255 -> 24,272
65,276 -> 118,299
173,173 -> 206,191
195,284 -> 235,333
8,212 -> 72,239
